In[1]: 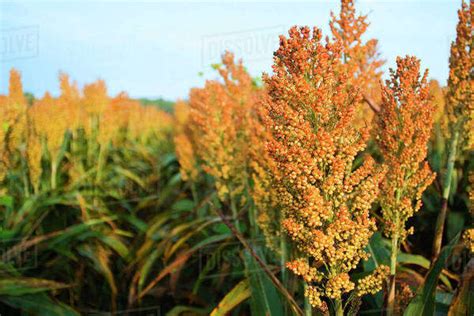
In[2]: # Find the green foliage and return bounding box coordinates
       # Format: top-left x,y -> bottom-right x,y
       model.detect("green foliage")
138,98 -> 175,113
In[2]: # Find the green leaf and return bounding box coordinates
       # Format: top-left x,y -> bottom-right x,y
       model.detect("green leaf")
0,229 -> 16,241
99,234 -> 129,258
123,214 -> 148,233
77,244 -> 117,297
210,279 -> 251,316
404,234 -> 460,316
137,248 -> 162,292
10,197 -> 38,228
0,278 -> 69,296
166,305 -> 209,316
212,223 -> 232,235
398,253 -> 431,268
1,293 -> 79,316
244,250 -> 284,316
47,217 -> 115,248
364,232 -> 390,271
114,166 -> 146,188
446,212 -> 465,244
0,195 -> 14,209
398,253 -> 452,291
172,199 -> 195,212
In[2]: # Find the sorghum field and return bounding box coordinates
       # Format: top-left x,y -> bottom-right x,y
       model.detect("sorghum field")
0,0 -> 472,315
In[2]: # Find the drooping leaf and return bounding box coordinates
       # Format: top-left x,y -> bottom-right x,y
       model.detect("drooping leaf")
1,293 -> 79,316
404,234 -> 460,316
209,279 -> 251,316
98,234 -> 130,258
0,278 -> 69,296
398,253 -> 452,291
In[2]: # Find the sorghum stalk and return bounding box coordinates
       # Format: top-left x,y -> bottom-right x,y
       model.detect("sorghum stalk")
432,128 -> 459,260
263,26 -> 387,313
250,97 -> 283,254
303,282 -> 312,316
387,232 -> 398,316
432,0 -> 472,260
229,191 -> 240,229
95,144 -> 106,184
280,231 -> 288,286
330,0 -> 385,126
0,69 -> 27,183
188,53 -> 256,222
334,299 -> 343,316
21,156 -> 30,197
29,92 -> 68,191
377,56 -> 436,316
387,190 -> 400,315
191,183 -> 198,205
51,158 -> 58,190
173,100 -> 199,185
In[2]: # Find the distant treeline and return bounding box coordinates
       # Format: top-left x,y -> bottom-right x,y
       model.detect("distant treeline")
137,97 -> 175,112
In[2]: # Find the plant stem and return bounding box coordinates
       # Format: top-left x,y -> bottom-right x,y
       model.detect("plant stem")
335,299 -> 343,316
281,232 -> 289,315
387,189 -> 401,316
390,234 -> 399,273
229,193 -> 240,230
281,232 -> 288,287
303,282 -> 312,316
387,233 -> 398,316
191,182 -> 198,205
96,144 -> 105,183
248,203 -> 258,237
51,158 -> 57,190
432,129 -> 459,261
21,157 -> 30,197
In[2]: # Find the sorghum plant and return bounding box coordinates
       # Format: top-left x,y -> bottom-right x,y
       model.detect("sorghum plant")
25,109 -> 42,194
249,100 -> 283,253
262,26 -> 387,314
29,93 -> 69,189
59,73 -> 83,131
376,56 -> 436,315
330,0 -> 384,124
432,0 -> 473,260
429,79 -> 449,137
173,100 -> 199,183
188,52 -> 257,215
0,70 -> 27,183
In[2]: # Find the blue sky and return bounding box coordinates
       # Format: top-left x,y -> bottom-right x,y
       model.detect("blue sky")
0,0 -> 460,100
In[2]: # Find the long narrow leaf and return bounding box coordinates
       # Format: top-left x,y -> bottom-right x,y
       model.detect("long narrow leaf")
404,234 -> 460,316
209,279 -> 251,316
